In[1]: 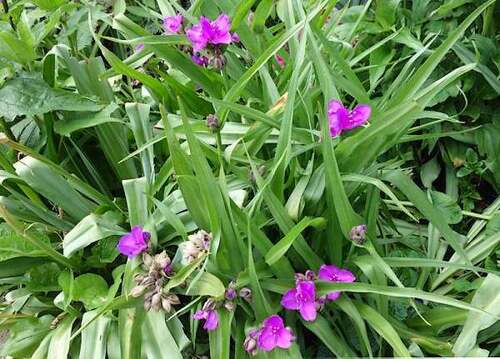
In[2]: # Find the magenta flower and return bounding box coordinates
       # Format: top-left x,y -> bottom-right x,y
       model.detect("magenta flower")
191,54 -> 208,67
318,264 -> 356,301
257,315 -> 294,352
117,226 -> 150,258
135,44 -> 145,52
275,54 -> 286,68
193,309 -> 219,331
281,280 -> 317,321
186,14 -> 238,52
327,100 -> 371,137
163,14 -> 183,34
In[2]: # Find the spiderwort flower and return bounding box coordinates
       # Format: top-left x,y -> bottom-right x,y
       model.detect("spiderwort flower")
258,315 -> 295,352
327,100 -> 371,137
318,264 -> 356,301
163,14 -> 183,34
194,300 -> 219,331
186,14 -> 238,52
117,226 -> 150,258
281,280 -> 317,321
135,44 -> 145,52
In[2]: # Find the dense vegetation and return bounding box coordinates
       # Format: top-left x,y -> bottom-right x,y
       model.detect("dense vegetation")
0,0 -> 499,358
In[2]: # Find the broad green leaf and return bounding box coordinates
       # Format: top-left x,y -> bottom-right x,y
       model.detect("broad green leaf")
453,274 -> 500,356
0,223 -> 50,261
209,309 -> 233,359
47,315 -> 76,359
185,271 -> 225,297
73,274 -> 109,310
63,211 -> 124,257
0,77 -> 102,120
80,311 -> 111,359
0,32 -> 36,65
54,104 -> 122,136
142,311 -> 182,359
14,156 -> 97,221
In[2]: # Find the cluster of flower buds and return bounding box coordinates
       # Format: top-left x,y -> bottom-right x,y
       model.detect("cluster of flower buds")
131,251 -> 179,312
181,230 -> 212,264
350,224 -> 367,245
206,114 -> 219,132
222,281 -> 237,311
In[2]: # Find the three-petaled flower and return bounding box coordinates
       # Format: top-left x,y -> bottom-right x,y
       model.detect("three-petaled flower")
318,264 -> 356,301
257,315 -> 295,352
328,99 -> 371,137
117,226 -> 150,258
186,14 -> 239,52
280,280 -> 318,321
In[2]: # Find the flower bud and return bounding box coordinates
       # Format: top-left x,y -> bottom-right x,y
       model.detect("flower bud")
202,298 -> 217,311
349,224 -> 367,245
209,53 -> 226,70
130,285 -> 146,298
143,252 -> 153,268
239,287 -> 252,302
151,292 -> 162,311
223,300 -> 236,312
225,281 -> 237,300
244,329 -> 260,356
206,114 -> 219,132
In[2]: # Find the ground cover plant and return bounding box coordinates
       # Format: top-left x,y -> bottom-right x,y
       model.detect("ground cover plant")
0,0 -> 499,357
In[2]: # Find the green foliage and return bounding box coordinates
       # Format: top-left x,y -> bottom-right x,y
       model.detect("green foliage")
0,0 -> 498,358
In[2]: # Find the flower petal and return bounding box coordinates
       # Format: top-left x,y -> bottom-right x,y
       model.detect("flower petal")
327,100 -> 349,137
335,268 -> 356,282
297,281 -> 316,301
347,104 -> 371,129
186,23 -> 208,52
280,288 -> 300,310
299,301 -> 317,321
318,264 -> 339,281
258,327 -> 277,351
210,14 -> 232,45
263,314 -> 284,329
276,328 -> 294,349
326,291 -> 341,301
193,310 -> 208,320
203,310 -> 219,331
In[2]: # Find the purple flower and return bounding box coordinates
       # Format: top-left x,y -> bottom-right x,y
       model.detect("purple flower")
117,226 -> 150,258
135,44 -> 145,52
327,100 -> 371,137
281,280 -> 317,321
191,54 -> 208,67
193,309 -> 219,331
318,264 -> 356,301
258,315 -> 294,352
186,14 -> 238,52
163,14 -> 183,34
275,54 -> 285,68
